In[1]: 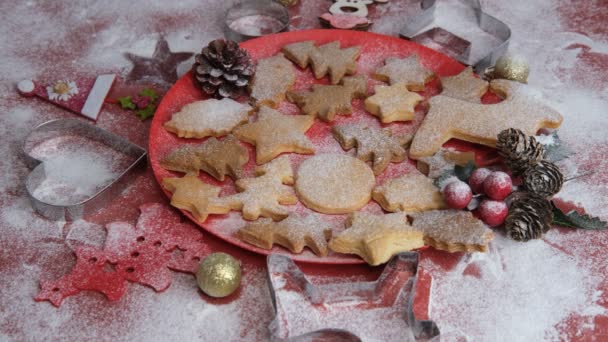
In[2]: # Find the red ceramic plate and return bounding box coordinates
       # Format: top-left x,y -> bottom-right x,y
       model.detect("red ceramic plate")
150,29 -> 490,264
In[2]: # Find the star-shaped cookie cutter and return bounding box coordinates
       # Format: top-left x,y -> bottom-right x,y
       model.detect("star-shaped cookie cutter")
23,119 -> 147,220
266,252 -> 440,341
400,0 -> 511,74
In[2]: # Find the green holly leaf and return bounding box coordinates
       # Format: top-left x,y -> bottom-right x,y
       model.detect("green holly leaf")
454,161 -> 476,182
433,168 -> 456,189
551,201 -> 607,230
139,88 -> 159,102
541,132 -> 574,162
135,104 -> 156,120
117,96 -> 136,110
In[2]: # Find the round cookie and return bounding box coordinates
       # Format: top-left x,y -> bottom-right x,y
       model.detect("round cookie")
295,154 -> 375,214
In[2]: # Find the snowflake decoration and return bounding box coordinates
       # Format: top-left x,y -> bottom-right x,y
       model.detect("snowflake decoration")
46,80 -> 79,101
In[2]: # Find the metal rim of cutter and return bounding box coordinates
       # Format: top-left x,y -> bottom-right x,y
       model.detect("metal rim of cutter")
400,0 -> 511,74
23,119 -> 147,221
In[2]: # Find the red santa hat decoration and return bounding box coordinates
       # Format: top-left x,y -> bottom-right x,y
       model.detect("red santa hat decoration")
17,74 -> 116,121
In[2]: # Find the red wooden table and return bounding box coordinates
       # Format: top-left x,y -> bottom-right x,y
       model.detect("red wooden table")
1,1 -> 607,341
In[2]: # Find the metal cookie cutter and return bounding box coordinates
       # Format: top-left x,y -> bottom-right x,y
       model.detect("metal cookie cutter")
23,119 -> 147,220
266,252 -> 440,341
225,0 -> 290,42
401,0 -> 511,74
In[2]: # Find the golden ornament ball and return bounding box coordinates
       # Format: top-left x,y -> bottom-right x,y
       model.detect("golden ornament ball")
493,55 -> 529,83
277,0 -> 298,6
196,252 -> 241,298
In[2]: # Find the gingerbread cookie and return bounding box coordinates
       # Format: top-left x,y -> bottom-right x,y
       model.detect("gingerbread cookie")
409,79 -> 564,159
372,55 -> 434,91
237,214 -> 333,256
295,154 -> 375,214
160,135 -> 248,181
332,123 -> 411,175
364,83 -> 424,123
286,75 -> 367,122
411,210 -> 493,253
372,173 -> 445,212
233,106 -> 315,164
282,41 -> 360,84
249,53 -> 296,108
162,175 -> 230,222
220,156 -> 297,221
440,66 -> 489,102
281,41 -> 316,69
164,98 -> 252,139
328,212 -> 424,266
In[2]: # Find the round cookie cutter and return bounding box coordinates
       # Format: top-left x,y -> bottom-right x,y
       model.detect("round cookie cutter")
225,0 -> 290,42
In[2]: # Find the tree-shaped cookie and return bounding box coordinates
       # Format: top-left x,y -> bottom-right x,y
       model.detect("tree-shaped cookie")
440,66 -> 489,102
372,173 -> 445,212
411,210 -> 494,253
364,83 -> 424,123
282,41 -> 360,84
160,135 -> 248,181
409,79 -> 564,159
249,53 -> 296,108
164,98 -> 253,138
233,106 -> 315,164
332,123 -> 412,175
237,214 -> 333,256
220,156 -> 297,221
373,55 -> 434,91
328,212 -> 424,266
287,75 -> 367,122
161,175 -> 231,222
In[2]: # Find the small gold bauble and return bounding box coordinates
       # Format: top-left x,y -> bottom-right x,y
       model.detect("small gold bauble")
196,252 -> 241,298
277,0 -> 298,7
493,55 -> 529,83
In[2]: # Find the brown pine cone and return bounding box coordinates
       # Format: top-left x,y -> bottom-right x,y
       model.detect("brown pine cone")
522,160 -> 564,198
193,39 -> 255,99
496,128 -> 545,176
505,192 -> 553,242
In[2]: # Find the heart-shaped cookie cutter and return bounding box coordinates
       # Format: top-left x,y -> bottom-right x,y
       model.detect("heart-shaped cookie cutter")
401,0 -> 511,74
23,119 -> 147,220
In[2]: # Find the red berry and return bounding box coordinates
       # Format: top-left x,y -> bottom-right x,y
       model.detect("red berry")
443,181 -> 473,209
483,171 -> 512,200
478,199 -> 508,226
469,168 -> 492,194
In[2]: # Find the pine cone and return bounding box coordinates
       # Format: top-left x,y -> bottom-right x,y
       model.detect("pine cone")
496,128 -> 545,175
505,193 -> 553,242
193,39 -> 255,99
522,160 -> 564,197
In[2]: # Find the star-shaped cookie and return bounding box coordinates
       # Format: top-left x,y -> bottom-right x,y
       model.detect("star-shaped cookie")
160,135 -> 248,181
282,41 -> 361,84
220,156 -> 297,221
440,66 -> 489,102
237,214 -> 333,256
408,79 -> 564,159
328,212 -> 424,266
411,210 -> 494,253
332,123 -> 411,175
373,55 -> 435,91
164,98 -> 253,139
364,83 -> 424,123
161,175 -> 230,222
233,106 -> 315,164
287,75 -> 367,122
249,53 -> 296,108
372,173 -> 445,212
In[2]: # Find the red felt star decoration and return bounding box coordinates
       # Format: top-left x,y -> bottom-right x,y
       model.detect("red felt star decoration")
124,37 -> 193,87
35,203 -> 210,307
266,252 -> 440,341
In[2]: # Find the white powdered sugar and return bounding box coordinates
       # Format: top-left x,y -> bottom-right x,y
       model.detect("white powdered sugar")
424,234 -> 606,341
